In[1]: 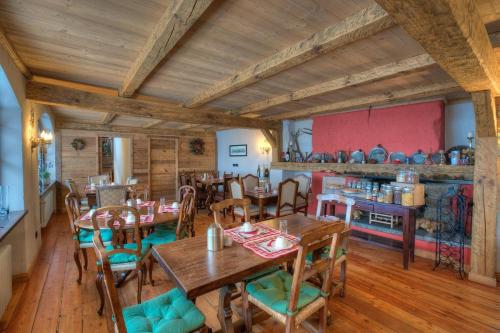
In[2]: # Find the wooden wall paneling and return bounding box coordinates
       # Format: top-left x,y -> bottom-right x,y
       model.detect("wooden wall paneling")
469,90 -> 498,287
149,137 -> 178,200
178,136 -> 216,173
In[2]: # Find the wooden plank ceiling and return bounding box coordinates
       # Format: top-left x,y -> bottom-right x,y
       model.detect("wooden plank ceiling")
1,0 -> 499,130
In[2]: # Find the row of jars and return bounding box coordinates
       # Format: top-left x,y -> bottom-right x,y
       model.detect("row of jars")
396,168 -> 419,184
364,184 -> 414,206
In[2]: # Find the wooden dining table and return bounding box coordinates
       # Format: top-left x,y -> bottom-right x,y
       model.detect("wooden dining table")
244,190 -> 278,220
152,214 -> 334,333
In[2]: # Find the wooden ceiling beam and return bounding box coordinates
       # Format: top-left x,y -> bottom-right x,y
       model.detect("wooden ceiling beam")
56,120 -> 215,137
119,0 -> 215,97
142,119 -> 165,129
375,0 -> 499,93
489,31 -> 500,48
26,80 -> 280,130
0,27 -> 31,78
239,53 -> 436,116
185,4 -> 394,108
267,81 -> 460,120
101,113 -> 117,125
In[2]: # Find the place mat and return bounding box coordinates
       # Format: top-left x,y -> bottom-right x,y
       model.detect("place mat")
138,201 -> 156,207
158,205 -> 179,213
79,211 -> 110,221
243,233 -> 298,259
224,223 -> 279,243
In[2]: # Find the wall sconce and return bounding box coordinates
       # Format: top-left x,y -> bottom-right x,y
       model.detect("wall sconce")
259,141 -> 271,155
31,129 -> 53,150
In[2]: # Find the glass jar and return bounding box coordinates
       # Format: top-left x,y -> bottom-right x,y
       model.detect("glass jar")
384,185 -> 393,204
377,189 -> 385,203
393,186 -> 402,205
396,169 -> 406,183
371,189 -> 378,201
402,187 -> 414,206
405,169 -> 419,184
365,188 -> 372,200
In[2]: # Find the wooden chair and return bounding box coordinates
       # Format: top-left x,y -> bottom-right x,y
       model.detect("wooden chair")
64,179 -> 90,211
145,193 -> 196,284
95,185 -> 128,207
92,206 -> 152,315
294,174 -> 311,215
88,174 -> 110,185
242,221 -> 345,333
189,175 -> 208,212
228,179 -> 259,221
211,198 -> 251,230
96,223 -> 208,333
265,178 -> 299,218
65,193 -> 87,284
241,173 -> 259,192
179,173 -> 189,186
315,193 -> 355,297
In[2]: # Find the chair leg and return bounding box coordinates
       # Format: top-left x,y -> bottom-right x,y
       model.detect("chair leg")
285,316 -> 296,333
137,268 -> 144,304
149,256 -> 155,286
74,248 -> 83,284
96,269 -> 105,315
318,304 -> 327,333
81,248 -> 88,270
242,289 -> 252,333
340,259 -> 347,297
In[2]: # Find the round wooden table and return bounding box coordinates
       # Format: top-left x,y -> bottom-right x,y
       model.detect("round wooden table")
75,202 -> 179,230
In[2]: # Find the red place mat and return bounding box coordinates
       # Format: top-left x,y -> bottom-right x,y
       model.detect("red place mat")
158,205 -> 179,213
80,211 -> 110,221
224,223 -> 279,243
139,201 -> 156,207
243,233 -> 298,259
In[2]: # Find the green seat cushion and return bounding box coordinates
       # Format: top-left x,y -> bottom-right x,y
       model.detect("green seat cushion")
246,270 -> 320,315
154,223 -> 177,232
76,229 -> 112,244
105,243 -> 150,265
123,287 -> 205,333
143,228 -> 188,247
306,247 -> 346,263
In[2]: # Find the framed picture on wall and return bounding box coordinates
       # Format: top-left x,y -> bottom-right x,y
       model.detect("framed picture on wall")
229,144 -> 247,157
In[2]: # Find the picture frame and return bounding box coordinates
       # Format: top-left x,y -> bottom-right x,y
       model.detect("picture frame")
229,144 -> 247,157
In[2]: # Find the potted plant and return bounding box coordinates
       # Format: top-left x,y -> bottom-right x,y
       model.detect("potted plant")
40,170 -> 50,187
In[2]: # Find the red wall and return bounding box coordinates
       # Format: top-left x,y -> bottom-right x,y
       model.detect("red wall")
310,101 -> 445,215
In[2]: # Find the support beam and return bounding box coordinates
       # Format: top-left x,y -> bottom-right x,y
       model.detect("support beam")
260,129 -> 277,148
489,31 -> 500,48
26,81 -> 280,130
185,4 -> 394,107
142,119 -> 164,129
266,82 -> 459,120
101,113 -> 117,125
119,0 -> 215,97
56,121 -> 215,137
0,28 -> 31,78
375,0 -> 499,93
469,90 -> 497,287
239,54 -> 435,115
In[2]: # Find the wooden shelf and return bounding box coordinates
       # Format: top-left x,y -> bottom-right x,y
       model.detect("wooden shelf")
271,162 -> 474,181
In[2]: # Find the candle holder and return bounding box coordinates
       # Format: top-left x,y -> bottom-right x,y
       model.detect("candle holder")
465,133 -> 475,165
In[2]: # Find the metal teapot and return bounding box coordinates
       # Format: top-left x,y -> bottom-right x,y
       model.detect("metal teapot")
207,222 -> 224,251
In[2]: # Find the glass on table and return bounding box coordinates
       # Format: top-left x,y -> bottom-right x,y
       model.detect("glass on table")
279,219 -> 288,235
147,206 -> 154,216
160,197 -> 166,207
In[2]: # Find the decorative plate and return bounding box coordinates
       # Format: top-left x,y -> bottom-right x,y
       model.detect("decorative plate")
411,150 -> 427,165
350,150 -> 365,163
389,151 -> 406,163
368,145 -> 387,164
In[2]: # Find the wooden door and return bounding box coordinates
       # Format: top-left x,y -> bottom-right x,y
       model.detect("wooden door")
149,138 -> 178,200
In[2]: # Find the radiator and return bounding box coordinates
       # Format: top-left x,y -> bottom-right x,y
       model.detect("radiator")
0,245 -> 12,318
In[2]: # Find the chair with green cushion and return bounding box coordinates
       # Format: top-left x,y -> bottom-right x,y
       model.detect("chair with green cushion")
92,206 -> 152,315
144,192 -> 196,285
242,221 -> 345,333
98,241 -> 209,333
65,193 -> 112,284
315,193 -> 355,297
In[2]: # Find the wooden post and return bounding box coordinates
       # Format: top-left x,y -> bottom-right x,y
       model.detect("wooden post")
469,90 -> 498,287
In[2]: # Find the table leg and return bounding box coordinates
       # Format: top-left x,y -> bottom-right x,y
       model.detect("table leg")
409,209 -> 416,262
218,284 -> 237,333
402,211 -> 411,270
258,198 -> 264,221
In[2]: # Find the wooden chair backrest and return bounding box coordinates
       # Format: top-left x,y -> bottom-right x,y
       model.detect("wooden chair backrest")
176,192 -> 196,239
276,178 -> 299,215
91,206 -> 143,263
179,173 -> 189,186
129,184 -> 149,201
293,174 -> 311,201
178,185 -> 197,202
315,193 -> 355,227
95,185 -> 128,207
211,198 -> 251,229
64,192 -> 80,236
228,179 -> 243,199
287,221 -> 345,316
88,174 -> 110,185
241,174 -> 259,192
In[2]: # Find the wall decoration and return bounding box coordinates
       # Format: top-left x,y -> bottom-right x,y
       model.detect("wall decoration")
71,138 -> 86,151
229,144 -> 247,157
190,138 -> 205,155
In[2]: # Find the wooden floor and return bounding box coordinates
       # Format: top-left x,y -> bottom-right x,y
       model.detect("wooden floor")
5,212 -> 499,333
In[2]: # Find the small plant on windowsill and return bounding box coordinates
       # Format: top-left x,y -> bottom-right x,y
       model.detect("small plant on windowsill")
40,170 -> 50,188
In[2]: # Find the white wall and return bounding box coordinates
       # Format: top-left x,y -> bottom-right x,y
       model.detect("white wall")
445,100 -> 475,150
217,128 -> 272,177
